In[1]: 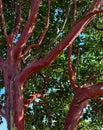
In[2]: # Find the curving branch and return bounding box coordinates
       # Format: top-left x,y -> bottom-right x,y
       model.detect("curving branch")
22,0 -> 51,57
37,72 -> 47,94
92,21 -> 103,30
68,45 -> 78,90
24,93 -> 44,108
24,72 -> 47,109
13,0 -> 41,58
10,1 -> 22,41
15,9 -> 103,85
35,0 -> 73,58
86,73 -> 97,84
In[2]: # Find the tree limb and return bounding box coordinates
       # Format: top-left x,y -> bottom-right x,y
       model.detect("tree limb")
68,45 -> 78,90
87,82 -> 103,98
36,0 -> 72,58
63,94 -> 88,130
24,93 -> 45,108
13,0 -> 41,58
10,1 -> 22,41
63,81 -> 103,130
22,0 -> 50,58
15,9 -> 103,85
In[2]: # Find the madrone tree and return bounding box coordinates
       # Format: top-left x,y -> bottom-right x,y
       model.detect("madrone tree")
0,0 -> 103,130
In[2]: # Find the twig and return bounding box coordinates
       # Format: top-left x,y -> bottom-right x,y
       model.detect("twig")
73,0 -> 77,25
37,72 -> 47,95
92,21 -> 103,30
86,73 -> 97,84
73,48 -> 80,75
24,72 -> 47,109
68,45 -> 78,90
24,93 -> 44,108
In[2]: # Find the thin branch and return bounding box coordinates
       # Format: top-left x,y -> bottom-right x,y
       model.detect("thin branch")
10,1 -> 22,41
33,101 -> 47,105
45,101 -> 52,129
83,0 -> 103,17
37,72 -> 47,95
24,72 -> 47,109
74,48 -> 80,75
92,0 -> 103,9
68,45 -> 78,90
22,0 -> 50,57
13,0 -> 41,58
92,21 -> 103,30
86,73 -> 97,84
67,0 -> 77,90
73,0 -> 77,24
24,93 -> 44,108
0,0 -> 8,39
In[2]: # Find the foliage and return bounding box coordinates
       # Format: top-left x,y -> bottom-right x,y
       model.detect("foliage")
0,0 -> 103,129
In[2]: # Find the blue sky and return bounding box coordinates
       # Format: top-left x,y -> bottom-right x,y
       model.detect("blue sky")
0,117 -> 7,130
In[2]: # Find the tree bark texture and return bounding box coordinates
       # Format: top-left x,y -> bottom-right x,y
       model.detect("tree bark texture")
0,0 -> 103,130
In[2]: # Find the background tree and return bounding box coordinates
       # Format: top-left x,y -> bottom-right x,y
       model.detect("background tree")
0,0 -> 103,130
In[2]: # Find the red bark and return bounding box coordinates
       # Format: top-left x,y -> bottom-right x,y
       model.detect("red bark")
2,46 -> 24,130
13,0 -> 41,58
63,82 -> 103,130
15,10 -> 103,85
0,0 -> 103,130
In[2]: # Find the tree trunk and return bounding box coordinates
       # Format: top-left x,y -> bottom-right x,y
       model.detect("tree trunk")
64,99 -> 88,130
63,88 -> 88,130
3,48 -> 24,130
4,70 -> 24,130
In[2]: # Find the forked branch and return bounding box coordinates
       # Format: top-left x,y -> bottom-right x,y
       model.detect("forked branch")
24,93 -> 44,108
23,0 -> 51,57
14,0 -> 41,58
